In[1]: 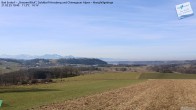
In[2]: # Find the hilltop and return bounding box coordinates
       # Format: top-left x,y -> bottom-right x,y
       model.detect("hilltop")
0,58 -> 107,74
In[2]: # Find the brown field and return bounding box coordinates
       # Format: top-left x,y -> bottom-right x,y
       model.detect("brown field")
37,80 -> 196,110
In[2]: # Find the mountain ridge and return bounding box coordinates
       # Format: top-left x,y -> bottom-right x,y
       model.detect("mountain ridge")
0,54 -> 74,60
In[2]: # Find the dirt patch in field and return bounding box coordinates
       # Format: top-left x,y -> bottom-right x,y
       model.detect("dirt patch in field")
36,80 -> 196,110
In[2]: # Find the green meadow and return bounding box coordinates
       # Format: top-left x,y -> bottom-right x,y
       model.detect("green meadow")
0,72 -> 144,110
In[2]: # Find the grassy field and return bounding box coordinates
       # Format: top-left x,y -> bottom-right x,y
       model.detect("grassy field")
1,72 -> 196,110
139,73 -> 196,79
0,72 -> 144,110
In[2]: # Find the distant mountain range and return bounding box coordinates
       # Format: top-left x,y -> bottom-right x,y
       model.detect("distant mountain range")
0,54 -> 126,62
0,54 -> 74,60
1,54 -> 196,66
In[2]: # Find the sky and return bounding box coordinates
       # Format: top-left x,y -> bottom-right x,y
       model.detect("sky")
1,0 -> 196,61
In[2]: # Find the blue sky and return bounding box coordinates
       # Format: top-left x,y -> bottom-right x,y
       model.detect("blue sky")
1,0 -> 196,60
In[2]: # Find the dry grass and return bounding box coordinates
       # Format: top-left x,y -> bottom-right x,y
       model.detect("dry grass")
37,80 -> 196,110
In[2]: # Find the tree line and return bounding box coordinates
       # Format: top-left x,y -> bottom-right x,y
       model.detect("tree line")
0,66 -> 100,86
148,64 -> 196,74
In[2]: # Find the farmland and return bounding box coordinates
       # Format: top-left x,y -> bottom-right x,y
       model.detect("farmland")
139,72 -> 196,79
0,61 -> 21,74
38,79 -> 196,110
0,72 -> 144,110
1,72 -> 196,110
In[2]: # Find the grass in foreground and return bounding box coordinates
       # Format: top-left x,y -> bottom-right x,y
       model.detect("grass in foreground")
0,72 -> 144,110
2,72 -> 196,110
